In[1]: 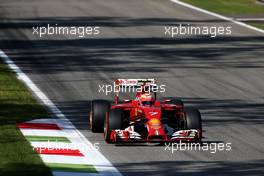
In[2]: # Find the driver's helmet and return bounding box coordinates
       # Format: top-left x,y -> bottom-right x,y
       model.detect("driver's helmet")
139,93 -> 154,106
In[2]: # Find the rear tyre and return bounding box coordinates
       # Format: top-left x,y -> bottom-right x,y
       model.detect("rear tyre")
167,99 -> 184,106
104,109 -> 123,143
185,109 -> 202,141
90,100 -> 110,133
174,99 -> 184,106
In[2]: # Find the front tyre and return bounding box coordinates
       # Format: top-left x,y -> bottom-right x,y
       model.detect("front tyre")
185,109 -> 202,142
90,100 -> 110,133
104,109 -> 123,143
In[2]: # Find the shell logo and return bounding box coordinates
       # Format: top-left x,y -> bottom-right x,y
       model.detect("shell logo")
149,118 -> 161,125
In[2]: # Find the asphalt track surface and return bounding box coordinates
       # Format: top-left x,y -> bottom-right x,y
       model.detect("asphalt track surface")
1,0 -> 264,175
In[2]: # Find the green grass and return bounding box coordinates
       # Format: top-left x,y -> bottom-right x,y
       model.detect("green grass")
0,62 -> 52,176
180,0 -> 264,30
249,22 -> 264,29
25,136 -> 71,143
46,163 -> 97,173
181,0 -> 264,15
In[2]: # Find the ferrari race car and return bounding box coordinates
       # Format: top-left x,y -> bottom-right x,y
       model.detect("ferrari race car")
90,79 -> 202,143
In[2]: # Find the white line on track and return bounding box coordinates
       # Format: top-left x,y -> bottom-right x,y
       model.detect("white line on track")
235,18 -> 264,22
169,0 -> 264,34
0,50 -> 122,176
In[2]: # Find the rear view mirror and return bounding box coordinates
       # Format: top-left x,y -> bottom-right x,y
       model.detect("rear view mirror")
123,99 -> 131,103
164,99 -> 172,103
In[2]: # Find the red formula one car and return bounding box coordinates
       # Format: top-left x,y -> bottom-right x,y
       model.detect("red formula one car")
90,79 -> 202,143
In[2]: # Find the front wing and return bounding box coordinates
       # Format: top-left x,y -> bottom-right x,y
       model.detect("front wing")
109,129 -> 200,143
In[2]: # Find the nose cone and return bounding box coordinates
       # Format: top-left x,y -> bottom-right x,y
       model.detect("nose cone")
147,118 -> 166,140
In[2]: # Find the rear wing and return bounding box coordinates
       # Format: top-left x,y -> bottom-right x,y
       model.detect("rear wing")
114,79 -> 157,103
115,79 -> 156,87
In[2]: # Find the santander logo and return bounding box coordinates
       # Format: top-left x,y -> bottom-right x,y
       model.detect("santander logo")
149,112 -> 158,116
